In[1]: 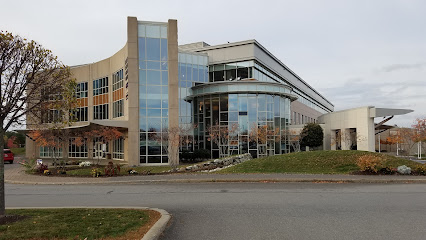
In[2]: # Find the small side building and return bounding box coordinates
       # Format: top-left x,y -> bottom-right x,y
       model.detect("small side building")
318,106 -> 413,152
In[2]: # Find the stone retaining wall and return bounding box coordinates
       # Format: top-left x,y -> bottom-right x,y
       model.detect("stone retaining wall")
176,153 -> 253,172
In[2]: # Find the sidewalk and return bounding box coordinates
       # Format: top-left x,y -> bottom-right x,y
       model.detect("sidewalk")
5,164 -> 426,185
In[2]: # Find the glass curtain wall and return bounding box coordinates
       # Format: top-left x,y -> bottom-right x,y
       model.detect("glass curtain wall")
138,22 -> 169,164
178,52 -> 208,151
209,60 -> 330,114
194,93 -> 290,159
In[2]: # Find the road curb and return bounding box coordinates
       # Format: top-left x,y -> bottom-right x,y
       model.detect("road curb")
5,177 -> 426,185
6,206 -> 171,240
142,208 -> 171,240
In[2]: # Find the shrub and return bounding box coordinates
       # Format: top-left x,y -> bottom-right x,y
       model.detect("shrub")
180,149 -> 192,162
181,149 -> 211,163
194,149 -> 211,160
104,161 -> 121,176
43,169 -> 51,175
79,161 -> 92,167
36,163 -> 49,174
378,167 -> 396,175
20,159 -> 37,173
356,155 -> 385,173
91,168 -> 102,177
300,123 -> 324,148
397,165 -> 411,175
414,165 -> 426,175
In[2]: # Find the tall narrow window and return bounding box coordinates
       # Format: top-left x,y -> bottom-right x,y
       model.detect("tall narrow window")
112,69 -> 124,118
113,138 -> 124,160
93,76 -> 109,120
72,82 -> 89,122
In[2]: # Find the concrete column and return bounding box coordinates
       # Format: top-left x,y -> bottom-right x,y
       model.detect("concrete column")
167,19 -> 179,166
342,128 -> 351,150
25,136 -> 36,159
126,16 -> 140,166
330,130 -> 337,150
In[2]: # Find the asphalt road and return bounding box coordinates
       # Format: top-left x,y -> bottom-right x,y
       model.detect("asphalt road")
5,182 -> 426,240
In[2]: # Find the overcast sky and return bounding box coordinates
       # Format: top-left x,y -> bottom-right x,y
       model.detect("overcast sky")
2,0 -> 425,127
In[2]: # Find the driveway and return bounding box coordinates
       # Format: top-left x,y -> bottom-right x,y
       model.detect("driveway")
6,182 -> 426,240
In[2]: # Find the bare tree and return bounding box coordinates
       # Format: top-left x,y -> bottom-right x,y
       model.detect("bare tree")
207,122 -> 239,158
0,31 -> 75,216
249,124 -> 280,157
287,129 -> 305,152
152,124 -> 196,170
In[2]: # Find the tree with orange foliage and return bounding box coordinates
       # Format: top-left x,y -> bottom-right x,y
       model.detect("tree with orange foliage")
30,125 -> 122,165
83,126 -> 122,164
412,118 -> 426,142
28,129 -> 68,163
6,136 -> 18,149
385,128 -> 417,155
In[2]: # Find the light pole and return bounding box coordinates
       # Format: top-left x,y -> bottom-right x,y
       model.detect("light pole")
418,141 -> 422,160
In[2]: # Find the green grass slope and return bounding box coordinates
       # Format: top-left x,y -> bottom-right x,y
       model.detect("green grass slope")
219,150 -> 422,174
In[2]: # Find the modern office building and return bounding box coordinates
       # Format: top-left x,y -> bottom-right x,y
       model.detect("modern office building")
26,17 -> 334,166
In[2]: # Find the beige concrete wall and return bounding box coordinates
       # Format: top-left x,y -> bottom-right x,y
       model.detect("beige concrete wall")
318,106 -> 375,152
26,22 -> 130,163
197,42 -> 255,65
291,100 -> 323,124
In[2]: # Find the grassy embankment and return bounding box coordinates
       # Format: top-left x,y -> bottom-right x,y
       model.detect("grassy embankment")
219,150 -> 422,174
10,147 -> 25,156
0,208 -> 160,240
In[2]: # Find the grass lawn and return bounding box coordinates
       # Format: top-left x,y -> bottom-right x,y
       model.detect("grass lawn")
219,150 -> 423,174
0,208 -> 160,240
10,147 -> 25,156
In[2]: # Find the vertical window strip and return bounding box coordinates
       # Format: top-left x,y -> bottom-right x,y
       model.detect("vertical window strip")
113,138 -> 124,160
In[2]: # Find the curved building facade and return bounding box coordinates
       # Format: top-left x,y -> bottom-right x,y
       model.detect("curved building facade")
186,80 -> 297,158
26,16 -> 334,166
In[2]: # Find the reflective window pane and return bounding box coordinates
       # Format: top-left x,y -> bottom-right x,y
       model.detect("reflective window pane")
146,38 -> 160,61
160,26 -> 167,38
147,70 -> 161,85
146,25 -> 160,38
161,39 -> 168,61
138,25 -> 146,37
138,38 -> 145,60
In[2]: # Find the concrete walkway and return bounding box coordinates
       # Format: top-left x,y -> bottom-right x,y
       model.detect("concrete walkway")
4,163 -> 426,185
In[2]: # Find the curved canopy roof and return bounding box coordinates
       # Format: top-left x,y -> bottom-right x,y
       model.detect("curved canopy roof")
184,79 -> 298,102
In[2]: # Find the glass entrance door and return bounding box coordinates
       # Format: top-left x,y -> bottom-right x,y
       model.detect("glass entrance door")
94,142 -> 104,159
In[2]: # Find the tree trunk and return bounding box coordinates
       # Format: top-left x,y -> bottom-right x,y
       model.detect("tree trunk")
0,126 -> 5,216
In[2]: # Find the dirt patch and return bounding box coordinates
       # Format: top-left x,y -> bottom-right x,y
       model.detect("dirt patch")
0,215 -> 29,225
